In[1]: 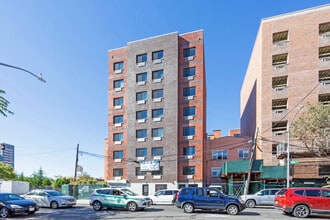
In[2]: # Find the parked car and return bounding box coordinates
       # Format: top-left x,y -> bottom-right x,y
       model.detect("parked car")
175,187 -> 245,215
22,189 -> 76,209
322,184 -> 330,188
239,188 -> 280,208
89,187 -> 151,212
0,193 -> 39,218
274,187 -> 330,218
149,189 -> 179,205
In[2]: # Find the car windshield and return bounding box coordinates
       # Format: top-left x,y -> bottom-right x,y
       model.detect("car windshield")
47,191 -> 64,196
120,188 -> 138,196
0,194 -> 24,201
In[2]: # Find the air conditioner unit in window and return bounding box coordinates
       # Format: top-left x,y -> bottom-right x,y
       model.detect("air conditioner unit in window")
137,156 -> 145,161
184,56 -> 194,61
137,100 -> 146,105
184,115 -> 194,120
114,87 -> 123,92
137,119 -> 146,123
114,69 -> 123,74
137,62 -> 146,67
184,96 -> 194,100
153,137 -> 162,141
114,105 -> 122,109
137,138 -> 146,142
185,155 -> 194,159
153,78 -> 162,83
114,176 -> 122,180
114,159 -> 122,163
114,141 -> 122,145
114,123 -> 122,127
184,135 -> 194,140
185,175 -> 194,179
153,175 -> 162,179
137,175 -> 145,180
137,81 -> 146,86
153,156 -> 162,160
153,117 -> 162,122
153,59 -> 162,64
185,76 -> 194,81
153,98 -> 162,103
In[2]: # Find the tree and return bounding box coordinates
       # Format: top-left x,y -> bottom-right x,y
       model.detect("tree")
0,90 -> 13,117
0,162 -> 16,180
291,103 -> 330,157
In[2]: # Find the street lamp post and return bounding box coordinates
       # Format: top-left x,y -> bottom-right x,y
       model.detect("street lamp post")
0,62 -> 46,83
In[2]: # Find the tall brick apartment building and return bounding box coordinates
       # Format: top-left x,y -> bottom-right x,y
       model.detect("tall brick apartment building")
241,5 -> 330,185
105,30 -> 206,195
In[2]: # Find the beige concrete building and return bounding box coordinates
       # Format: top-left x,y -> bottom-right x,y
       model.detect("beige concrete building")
241,5 -> 330,184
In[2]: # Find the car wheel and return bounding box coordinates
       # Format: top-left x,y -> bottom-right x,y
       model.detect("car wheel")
293,204 -> 310,218
246,199 -> 256,208
127,202 -> 137,212
183,203 -> 194,213
227,204 -> 239,215
92,201 -> 103,211
0,207 -> 9,218
150,199 -> 154,205
51,201 -> 59,209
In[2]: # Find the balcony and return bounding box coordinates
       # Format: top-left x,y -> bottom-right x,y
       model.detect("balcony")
319,46 -> 330,68
319,22 -> 330,46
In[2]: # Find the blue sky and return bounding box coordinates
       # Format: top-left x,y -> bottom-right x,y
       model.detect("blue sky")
0,0 -> 329,178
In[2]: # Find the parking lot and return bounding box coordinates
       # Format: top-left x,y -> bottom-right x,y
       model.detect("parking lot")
7,202 -> 330,220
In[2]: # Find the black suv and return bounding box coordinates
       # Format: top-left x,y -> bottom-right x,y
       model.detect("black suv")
175,187 -> 245,215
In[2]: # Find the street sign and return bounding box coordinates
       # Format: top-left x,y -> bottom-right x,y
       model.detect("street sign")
290,160 -> 299,165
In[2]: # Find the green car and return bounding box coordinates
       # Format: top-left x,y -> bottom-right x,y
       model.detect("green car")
89,188 -> 151,212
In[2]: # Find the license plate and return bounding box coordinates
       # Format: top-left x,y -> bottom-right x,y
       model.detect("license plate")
29,207 -> 35,212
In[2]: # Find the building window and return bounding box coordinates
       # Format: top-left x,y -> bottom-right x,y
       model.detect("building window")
183,47 -> 196,59
212,150 -> 228,160
136,72 -> 147,84
136,91 -> 147,104
152,69 -> 164,82
113,115 -> 123,124
114,61 -> 124,73
238,149 -> 250,159
113,97 -> 123,108
113,150 -> 123,160
152,50 -> 163,61
136,110 -> 147,121
136,148 -> 147,157
183,126 -> 195,136
152,147 -> 163,157
136,53 -> 147,64
183,166 -> 195,175
183,146 -> 195,156
272,53 -> 288,66
183,87 -> 196,99
152,128 -> 164,139
273,31 -> 289,46
152,108 -> 163,120
183,106 -> 195,118
113,133 -> 123,142
183,67 -> 196,79
113,79 -> 124,90
152,89 -> 163,101
136,129 -> 147,139
152,166 -> 163,176
211,167 -> 221,178
135,167 -> 146,176
113,168 -> 123,177
155,184 -> 167,192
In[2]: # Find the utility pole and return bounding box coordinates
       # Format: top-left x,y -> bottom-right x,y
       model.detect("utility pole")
243,127 -> 258,195
73,144 -> 79,198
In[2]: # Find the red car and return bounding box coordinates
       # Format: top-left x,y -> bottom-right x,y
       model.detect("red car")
274,187 -> 330,218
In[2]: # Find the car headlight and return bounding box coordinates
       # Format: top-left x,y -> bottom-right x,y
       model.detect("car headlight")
10,204 -> 23,209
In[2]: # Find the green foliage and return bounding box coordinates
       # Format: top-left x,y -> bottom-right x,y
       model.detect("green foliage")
292,103 -> 330,157
0,162 -> 16,180
0,90 -> 13,117
54,176 -> 72,187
